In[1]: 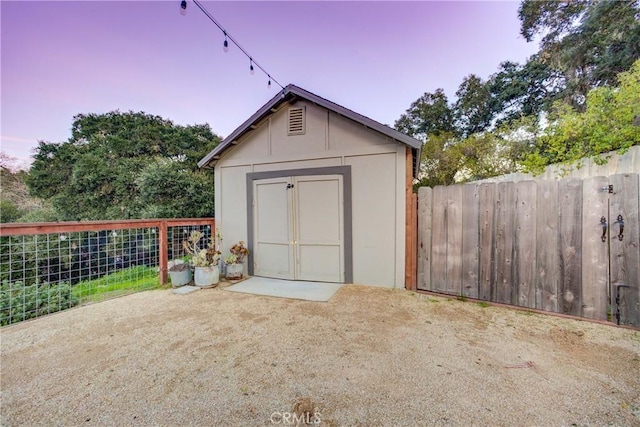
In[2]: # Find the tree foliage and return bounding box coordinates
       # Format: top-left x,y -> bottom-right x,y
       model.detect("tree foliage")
397,1 -> 639,187
26,111 -> 220,220
489,57 -> 563,123
519,0 -> 640,108
455,74 -> 494,137
524,60 -> 640,172
0,162 -> 49,222
135,158 -> 215,219
394,89 -> 457,141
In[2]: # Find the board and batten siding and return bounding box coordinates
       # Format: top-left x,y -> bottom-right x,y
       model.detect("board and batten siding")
214,100 -> 408,288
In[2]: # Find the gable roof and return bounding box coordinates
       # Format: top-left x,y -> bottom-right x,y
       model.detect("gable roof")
198,84 -> 422,170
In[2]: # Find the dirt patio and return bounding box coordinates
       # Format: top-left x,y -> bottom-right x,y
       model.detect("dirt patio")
1,284 -> 639,426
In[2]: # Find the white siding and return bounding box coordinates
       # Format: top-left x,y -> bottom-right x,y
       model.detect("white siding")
218,165 -> 251,259
345,153 -> 398,287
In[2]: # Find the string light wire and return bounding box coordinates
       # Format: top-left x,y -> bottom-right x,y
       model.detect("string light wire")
188,0 -> 285,90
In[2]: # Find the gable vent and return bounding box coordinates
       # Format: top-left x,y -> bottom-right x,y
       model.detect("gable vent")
288,107 -> 306,135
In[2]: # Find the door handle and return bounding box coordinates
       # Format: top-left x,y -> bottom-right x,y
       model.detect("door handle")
616,215 -> 624,241
600,216 -> 607,242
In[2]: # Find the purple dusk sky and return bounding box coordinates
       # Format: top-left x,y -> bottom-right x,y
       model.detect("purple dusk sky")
1,1 -> 539,164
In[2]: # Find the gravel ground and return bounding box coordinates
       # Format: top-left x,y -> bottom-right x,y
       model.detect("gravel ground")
1,284 -> 639,427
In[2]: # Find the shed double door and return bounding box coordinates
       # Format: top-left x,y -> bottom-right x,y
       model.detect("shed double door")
253,175 -> 344,283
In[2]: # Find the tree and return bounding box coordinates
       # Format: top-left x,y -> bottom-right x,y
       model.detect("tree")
394,89 -> 457,141
397,82 -> 532,186
454,74 -> 495,137
0,158 -> 49,222
26,111 -> 220,220
524,59 -> 640,172
135,158 -> 214,219
489,57 -> 563,124
519,0 -> 640,109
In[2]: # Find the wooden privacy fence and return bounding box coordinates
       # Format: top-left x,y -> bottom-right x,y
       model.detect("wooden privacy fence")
417,174 -> 639,326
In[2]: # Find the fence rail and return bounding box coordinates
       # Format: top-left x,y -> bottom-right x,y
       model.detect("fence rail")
0,218 -> 214,325
417,174 -> 639,326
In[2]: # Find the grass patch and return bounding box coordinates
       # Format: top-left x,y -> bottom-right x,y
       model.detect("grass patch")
456,295 -> 468,302
72,266 -> 159,302
477,301 -> 490,308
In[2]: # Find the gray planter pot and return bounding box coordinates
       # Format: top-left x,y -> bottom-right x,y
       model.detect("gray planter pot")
168,265 -> 192,288
194,266 -> 219,288
225,263 -> 244,280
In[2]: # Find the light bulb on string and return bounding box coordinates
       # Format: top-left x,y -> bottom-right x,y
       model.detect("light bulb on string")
186,0 -> 284,92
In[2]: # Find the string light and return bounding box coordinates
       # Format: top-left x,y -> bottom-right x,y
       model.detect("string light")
180,0 -> 284,90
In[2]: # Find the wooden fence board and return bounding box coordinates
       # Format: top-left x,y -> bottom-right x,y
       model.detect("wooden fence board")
478,183 -> 496,301
581,176 -> 609,320
610,174 -> 640,326
558,179 -> 583,316
462,184 -> 479,298
495,182 -> 516,303
536,180 -> 559,312
417,187 -> 432,291
430,186 -> 448,292
515,181 -> 537,308
445,185 -> 463,295
415,172 -> 638,324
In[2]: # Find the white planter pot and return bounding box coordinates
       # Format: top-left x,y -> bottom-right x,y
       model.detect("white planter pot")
225,263 -> 244,280
194,266 -> 219,288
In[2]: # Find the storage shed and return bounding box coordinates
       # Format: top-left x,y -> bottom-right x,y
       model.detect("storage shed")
199,85 -> 421,288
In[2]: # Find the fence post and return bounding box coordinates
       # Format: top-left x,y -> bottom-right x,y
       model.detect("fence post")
159,220 -> 168,285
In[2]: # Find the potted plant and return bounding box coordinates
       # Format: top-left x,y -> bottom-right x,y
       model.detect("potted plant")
183,231 -> 221,288
225,241 -> 249,280
168,260 -> 192,288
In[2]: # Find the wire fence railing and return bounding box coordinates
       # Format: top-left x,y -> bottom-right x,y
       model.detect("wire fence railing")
0,218 -> 214,326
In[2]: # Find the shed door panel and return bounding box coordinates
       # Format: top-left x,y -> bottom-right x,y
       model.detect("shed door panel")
253,178 -> 294,279
294,175 -> 344,282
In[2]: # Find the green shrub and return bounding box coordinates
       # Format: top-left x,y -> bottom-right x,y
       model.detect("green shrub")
0,280 -> 79,326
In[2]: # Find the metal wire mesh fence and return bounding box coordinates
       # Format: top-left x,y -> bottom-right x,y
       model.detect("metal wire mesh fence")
167,224 -> 213,262
0,219 -> 214,326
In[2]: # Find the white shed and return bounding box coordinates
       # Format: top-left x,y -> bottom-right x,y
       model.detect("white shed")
199,85 -> 421,288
